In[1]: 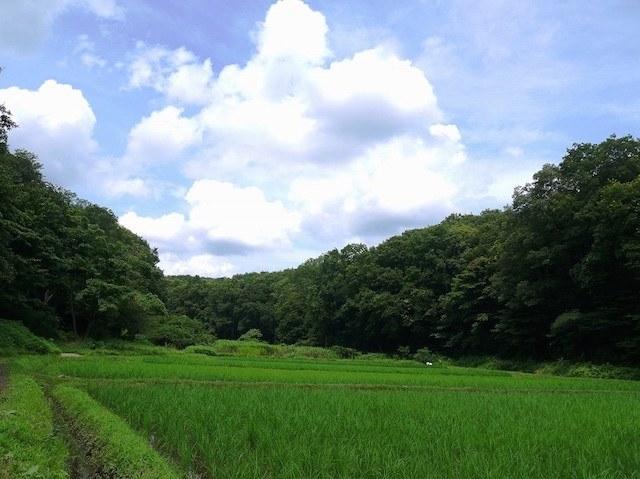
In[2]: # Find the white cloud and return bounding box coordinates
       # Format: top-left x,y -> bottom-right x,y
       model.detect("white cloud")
186,179 -> 300,249
125,106 -> 201,165
75,34 -> 107,69
127,43 -> 214,105
96,106 -> 202,198
113,0 -> 470,274
289,135 -> 460,239
0,80 -> 97,185
80,0 -> 123,19
0,0 -> 123,52
159,253 -> 234,277
256,0 -> 330,64
0,0 -> 473,276
103,177 -> 150,197
120,212 -> 186,242
119,180 -> 301,275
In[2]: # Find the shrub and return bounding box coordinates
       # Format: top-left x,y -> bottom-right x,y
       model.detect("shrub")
413,347 -> 436,364
141,314 -> 215,349
184,345 -> 218,356
330,345 -> 360,359
396,346 -> 411,359
536,361 -> 640,380
239,328 -> 263,341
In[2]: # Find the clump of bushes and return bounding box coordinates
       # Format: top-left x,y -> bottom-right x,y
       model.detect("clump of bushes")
536,360 -> 640,380
140,314 -> 215,349
238,328 -> 263,341
396,346 -> 411,359
0,320 -> 60,355
183,345 -> 217,356
330,345 -> 360,359
413,347 -> 437,364
187,339 -> 342,359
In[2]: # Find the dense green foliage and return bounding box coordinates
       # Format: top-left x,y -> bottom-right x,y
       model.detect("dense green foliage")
0,375 -> 68,479
166,136 -> 640,363
139,313 -> 215,348
0,320 -> 60,355
52,385 -> 180,479
0,115 -> 165,338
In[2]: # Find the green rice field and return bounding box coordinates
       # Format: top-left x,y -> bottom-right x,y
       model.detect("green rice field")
11,352 -> 640,478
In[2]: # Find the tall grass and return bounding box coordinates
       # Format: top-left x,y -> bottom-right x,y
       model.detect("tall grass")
86,381 -> 640,479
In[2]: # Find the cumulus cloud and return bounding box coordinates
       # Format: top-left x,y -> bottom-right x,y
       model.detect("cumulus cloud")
0,0 -> 468,276
115,0 -> 470,275
159,253 -> 234,277
120,211 -> 187,244
0,80 -> 97,185
119,179 -> 301,270
125,106 -> 201,165
186,180 -> 300,249
255,0 -> 330,64
0,0 -> 123,53
127,43 -> 214,105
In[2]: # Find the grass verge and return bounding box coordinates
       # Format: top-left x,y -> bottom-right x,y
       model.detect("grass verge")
0,374 -> 68,479
0,320 -> 60,355
52,385 -> 180,479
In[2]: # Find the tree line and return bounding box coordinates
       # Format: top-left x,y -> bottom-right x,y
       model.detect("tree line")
2,96 -> 639,363
166,136 -> 640,363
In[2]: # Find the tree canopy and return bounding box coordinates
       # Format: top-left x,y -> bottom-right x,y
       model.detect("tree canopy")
165,136 -> 640,363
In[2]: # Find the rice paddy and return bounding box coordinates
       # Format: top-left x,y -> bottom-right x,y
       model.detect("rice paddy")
12,351 -> 640,478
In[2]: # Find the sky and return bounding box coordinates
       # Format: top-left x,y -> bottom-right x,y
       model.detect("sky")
1,0 -> 639,277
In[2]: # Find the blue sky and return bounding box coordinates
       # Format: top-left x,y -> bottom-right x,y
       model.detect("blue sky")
1,0 -> 639,276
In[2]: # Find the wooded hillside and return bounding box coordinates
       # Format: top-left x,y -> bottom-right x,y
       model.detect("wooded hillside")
166,136 -> 640,363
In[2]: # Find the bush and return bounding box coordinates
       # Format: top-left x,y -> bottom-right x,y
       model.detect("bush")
0,320 -> 60,355
413,347 -> 436,364
536,360 -> 640,380
396,346 -> 411,359
141,314 -> 215,349
330,345 -> 360,359
183,345 -> 218,356
238,328 -> 263,341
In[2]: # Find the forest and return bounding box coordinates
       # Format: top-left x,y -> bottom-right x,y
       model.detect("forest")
165,136 -> 640,363
1,102 -> 639,364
